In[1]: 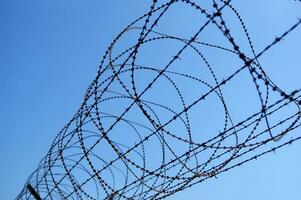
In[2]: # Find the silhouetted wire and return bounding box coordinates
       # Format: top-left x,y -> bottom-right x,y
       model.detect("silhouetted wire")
16,0 -> 301,199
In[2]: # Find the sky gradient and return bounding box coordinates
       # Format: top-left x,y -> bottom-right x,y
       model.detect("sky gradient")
1,0 -> 301,199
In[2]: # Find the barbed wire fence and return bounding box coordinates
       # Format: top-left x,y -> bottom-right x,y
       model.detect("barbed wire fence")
16,0 -> 301,199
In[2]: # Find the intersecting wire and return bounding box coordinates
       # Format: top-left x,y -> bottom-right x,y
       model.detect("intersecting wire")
16,0 -> 301,200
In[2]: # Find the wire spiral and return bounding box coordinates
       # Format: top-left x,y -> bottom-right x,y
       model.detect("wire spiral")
17,0 -> 301,199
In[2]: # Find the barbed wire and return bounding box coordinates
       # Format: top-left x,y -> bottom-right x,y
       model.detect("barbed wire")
16,0 -> 301,199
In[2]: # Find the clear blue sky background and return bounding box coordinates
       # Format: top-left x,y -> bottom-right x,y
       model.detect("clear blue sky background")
1,0 -> 301,199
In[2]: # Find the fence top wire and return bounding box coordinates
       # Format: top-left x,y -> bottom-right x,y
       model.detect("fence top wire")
16,0 -> 301,200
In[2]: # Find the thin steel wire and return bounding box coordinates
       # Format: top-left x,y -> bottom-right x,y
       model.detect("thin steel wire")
16,0 -> 301,199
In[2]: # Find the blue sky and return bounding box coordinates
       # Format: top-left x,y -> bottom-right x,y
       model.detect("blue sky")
1,0 -> 301,199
